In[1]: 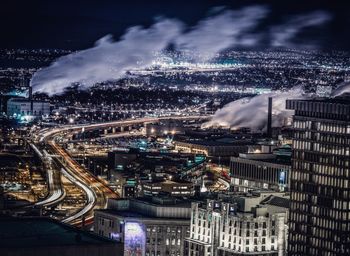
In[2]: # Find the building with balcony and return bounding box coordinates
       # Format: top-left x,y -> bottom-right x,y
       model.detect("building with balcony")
185,191 -> 289,256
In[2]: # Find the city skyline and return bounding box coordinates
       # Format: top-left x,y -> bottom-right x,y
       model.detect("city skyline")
0,1 -> 350,256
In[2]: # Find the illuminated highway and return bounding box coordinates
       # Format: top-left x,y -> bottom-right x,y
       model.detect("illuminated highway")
36,115 -> 210,225
59,167 -> 96,224
47,138 -> 117,226
35,168 -> 65,207
28,143 -> 66,207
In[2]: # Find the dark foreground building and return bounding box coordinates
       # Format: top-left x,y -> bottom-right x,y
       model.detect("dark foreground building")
286,99 -> 350,256
94,197 -> 191,256
0,217 -> 123,256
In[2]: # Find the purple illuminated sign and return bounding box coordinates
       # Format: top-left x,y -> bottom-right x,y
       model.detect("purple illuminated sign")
124,222 -> 146,256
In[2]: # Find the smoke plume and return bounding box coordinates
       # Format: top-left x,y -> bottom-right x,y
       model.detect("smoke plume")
331,81 -> 350,97
270,11 -> 331,48
31,6 -> 332,95
175,6 -> 268,58
32,6 -> 269,95
31,19 -> 184,95
202,87 -> 307,131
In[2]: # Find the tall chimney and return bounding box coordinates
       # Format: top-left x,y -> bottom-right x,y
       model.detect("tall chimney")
29,83 -> 33,115
28,85 -> 33,100
267,97 -> 272,138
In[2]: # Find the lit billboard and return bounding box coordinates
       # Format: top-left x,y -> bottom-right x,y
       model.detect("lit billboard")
124,222 -> 146,256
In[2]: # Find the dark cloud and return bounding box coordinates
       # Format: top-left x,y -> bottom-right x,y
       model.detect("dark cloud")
0,0 -> 349,50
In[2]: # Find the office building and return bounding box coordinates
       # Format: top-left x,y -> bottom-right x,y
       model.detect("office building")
94,197 -> 191,256
174,140 -> 254,157
185,191 -> 289,256
230,152 -> 290,192
142,179 -> 194,197
286,99 -> 350,255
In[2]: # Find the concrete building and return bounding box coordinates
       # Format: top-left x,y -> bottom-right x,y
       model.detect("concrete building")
108,149 -> 138,172
174,140 -> 254,157
185,191 -> 289,256
230,153 -> 290,192
94,197 -> 191,256
0,217 -> 123,256
7,98 -> 50,119
107,150 -> 205,197
286,99 -> 350,255
142,179 -> 194,197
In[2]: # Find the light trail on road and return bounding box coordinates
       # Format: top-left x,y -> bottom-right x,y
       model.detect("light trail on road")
28,143 -> 66,208
35,169 -> 65,207
60,167 -> 96,224
36,115 -> 210,225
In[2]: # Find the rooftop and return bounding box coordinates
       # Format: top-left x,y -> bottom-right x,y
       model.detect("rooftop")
261,195 -> 290,209
0,217 -> 118,249
176,138 -> 254,147
286,98 -> 350,121
8,98 -> 49,103
111,197 -> 192,208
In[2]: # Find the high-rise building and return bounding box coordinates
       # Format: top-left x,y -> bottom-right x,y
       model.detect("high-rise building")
286,99 -> 350,255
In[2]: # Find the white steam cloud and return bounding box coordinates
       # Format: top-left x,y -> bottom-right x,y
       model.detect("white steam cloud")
331,81 -> 350,97
32,19 -> 183,95
202,87 -> 307,131
175,6 -> 268,58
32,6 -> 268,95
31,6 -> 332,95
270,11 -> 331,47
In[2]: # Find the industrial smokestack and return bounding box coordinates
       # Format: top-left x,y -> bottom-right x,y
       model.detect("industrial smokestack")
25,76 -> 33,114
267,97 -> 272,138
28,86 -> 33,100
30,85 -> 33,115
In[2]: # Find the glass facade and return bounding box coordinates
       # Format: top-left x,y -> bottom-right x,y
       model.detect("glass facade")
287,99 -> 350,256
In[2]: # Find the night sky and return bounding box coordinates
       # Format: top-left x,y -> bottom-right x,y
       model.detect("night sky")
1,0 -> 350,51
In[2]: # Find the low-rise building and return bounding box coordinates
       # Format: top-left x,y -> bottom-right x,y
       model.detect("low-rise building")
174,140 -> 254,157
94,197 -> 191,256
230,152 -> 290,192
142,179 -> 194,197
185,191 -> 289,256
7,98 -> 50,117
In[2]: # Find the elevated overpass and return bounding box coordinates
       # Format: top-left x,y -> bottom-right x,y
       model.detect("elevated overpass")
33,115 -> 210,225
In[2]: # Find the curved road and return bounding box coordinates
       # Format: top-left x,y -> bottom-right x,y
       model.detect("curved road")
36,115 -> 210,225
28,144 -> 66,208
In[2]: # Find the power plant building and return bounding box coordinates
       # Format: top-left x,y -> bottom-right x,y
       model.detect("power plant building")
7,98 -> 50,119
